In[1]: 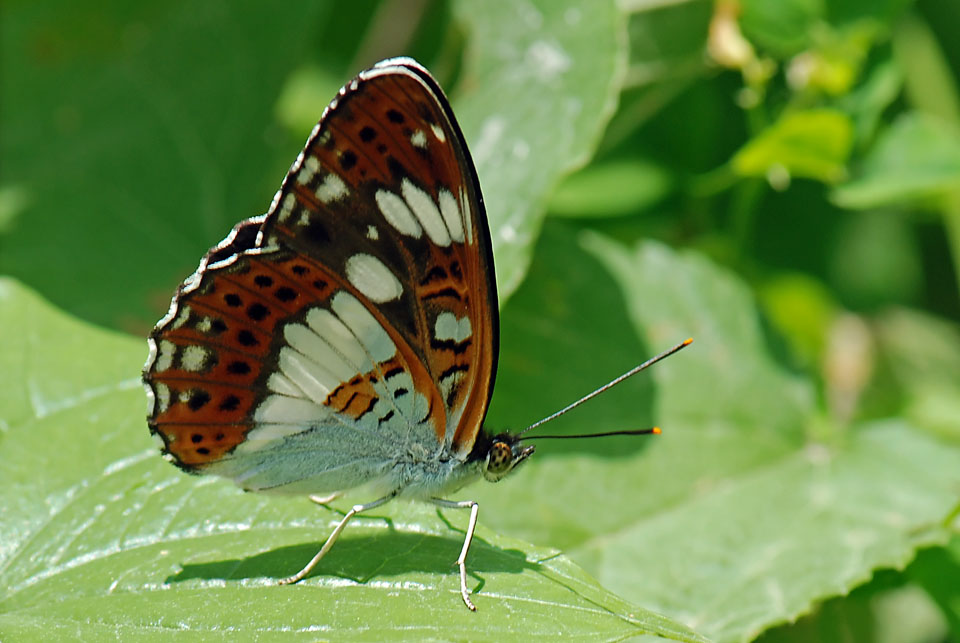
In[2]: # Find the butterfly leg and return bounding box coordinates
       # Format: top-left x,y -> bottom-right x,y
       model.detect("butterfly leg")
279,492 -> 396,585
431,498 -> 480,611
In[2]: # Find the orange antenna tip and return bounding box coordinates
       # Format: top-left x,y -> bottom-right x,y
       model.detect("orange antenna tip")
683,338 -> 693,346
652,427 -> 662,434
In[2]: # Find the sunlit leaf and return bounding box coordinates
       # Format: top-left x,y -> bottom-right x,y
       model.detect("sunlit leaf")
732,109 -> 854,184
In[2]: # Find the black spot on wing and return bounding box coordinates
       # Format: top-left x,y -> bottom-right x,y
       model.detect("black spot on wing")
430,337 -> 472,355
439,363 -> 469,381
188,390 -> 211,411
237,330 -> 259,347
340,150 -> 357,171
305,219 -> 330,245
422,288 -> 462,302
357,397 -> 377,420
227,360 -> 251,375
247,303 -> 269,321
385,156 -> 405,178
275,287 -> 297,302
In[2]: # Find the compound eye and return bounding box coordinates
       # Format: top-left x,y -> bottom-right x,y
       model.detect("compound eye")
487,442 -> 513,474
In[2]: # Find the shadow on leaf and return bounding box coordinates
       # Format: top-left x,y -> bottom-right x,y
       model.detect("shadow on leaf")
167,527 -> 532,588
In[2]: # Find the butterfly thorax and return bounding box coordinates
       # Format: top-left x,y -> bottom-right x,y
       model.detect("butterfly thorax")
368,429 -> 534,499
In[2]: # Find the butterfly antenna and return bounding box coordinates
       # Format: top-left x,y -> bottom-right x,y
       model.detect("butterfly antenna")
517,338 -> 692,439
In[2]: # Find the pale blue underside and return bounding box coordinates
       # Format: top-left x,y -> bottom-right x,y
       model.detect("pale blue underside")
204,415 -> 485,499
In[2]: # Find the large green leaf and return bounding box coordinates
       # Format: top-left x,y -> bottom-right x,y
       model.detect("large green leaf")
0,278 -> 705,641
581,236 -> 959,641
451,0 -> 627,297
831,112 -> 960,209
469,225 -> 960,643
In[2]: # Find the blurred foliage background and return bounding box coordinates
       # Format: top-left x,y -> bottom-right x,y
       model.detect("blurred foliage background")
2,0 -> 960,641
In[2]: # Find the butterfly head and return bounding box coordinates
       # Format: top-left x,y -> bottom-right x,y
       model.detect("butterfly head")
480,433 -> 534,483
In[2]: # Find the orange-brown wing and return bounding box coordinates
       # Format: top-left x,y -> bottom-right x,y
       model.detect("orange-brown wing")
143,59 -> 497,489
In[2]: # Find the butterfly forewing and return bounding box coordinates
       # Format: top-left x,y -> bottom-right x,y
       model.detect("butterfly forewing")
144,59 -> 498,487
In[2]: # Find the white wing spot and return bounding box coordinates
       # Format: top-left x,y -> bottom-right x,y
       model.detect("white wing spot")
277,193 -> 296,224
196,316 -> 212,333
316,173 -> 349,203
402,179 -> 450,246
278,345 -> 337,403
297,155 -> 320,185
254,395 -> 327,425
171,305 -> 191,330
331,292 -> 396,363
304,307 -> 370,371
155,383 -> 171,413
345,253 -> 403,303
460,186 -> 474,244
438,189 -> 464,243
180,345 -> 211,372
430,123 -> 446,142
434,312 -> 472,343
410,129 -> 427,148
366,225 -> 379,240
243,422 -> 312,447
268,372 -> 304,397
376,189 -> 422,238
155,340 -> 175,372
439,370 -> 465,402
284,323 -> 355,388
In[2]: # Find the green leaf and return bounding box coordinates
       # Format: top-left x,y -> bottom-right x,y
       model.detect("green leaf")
759,273 -> 838,366
907,537 -> 960,639
740,0 -> 823,58
831,113 -> 960,209
837,58 -> 903,147
0,278 -> 705,641
548,159 -> 673,218
577,236 -> 960,642
470,227 -> 960,643
451,0 -> 628,297
756,568 -> 951,643
874,308 -> 960,443
732,109 -> 854,184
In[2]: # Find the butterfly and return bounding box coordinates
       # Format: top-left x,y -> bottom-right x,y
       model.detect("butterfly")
143,57 -> 690,611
